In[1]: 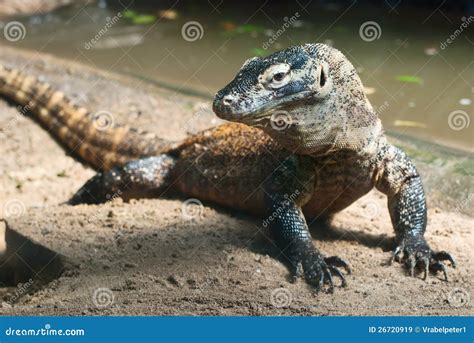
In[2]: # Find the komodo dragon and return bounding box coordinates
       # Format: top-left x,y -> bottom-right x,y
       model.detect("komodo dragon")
0,43 -> 455,292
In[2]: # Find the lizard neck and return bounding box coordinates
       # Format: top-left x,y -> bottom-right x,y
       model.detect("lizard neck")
258,44 -> 384,158
261,91 -> 384,158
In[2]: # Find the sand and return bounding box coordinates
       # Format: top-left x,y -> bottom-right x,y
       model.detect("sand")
0,46 -> 472,316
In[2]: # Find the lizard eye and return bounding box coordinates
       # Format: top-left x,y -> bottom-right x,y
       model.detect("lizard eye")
260,63 -> 291,90
269,70 -> 291,89
273,72 -> 285,82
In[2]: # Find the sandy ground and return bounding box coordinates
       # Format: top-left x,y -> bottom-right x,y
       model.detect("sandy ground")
0,46 -> 472,316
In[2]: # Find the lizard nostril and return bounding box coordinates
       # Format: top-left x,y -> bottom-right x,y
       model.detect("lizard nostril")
222,95 -> 234,106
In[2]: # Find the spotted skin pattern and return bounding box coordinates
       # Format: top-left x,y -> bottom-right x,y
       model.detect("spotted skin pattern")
68,155 -> 176,205
211,43 -> 455,288
0,44 -> 455,292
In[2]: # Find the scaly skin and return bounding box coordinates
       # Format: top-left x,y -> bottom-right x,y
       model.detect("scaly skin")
0,64 -> 172,171
0,44 -> 455,292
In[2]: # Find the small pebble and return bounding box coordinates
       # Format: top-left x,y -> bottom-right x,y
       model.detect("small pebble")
167,275 -> 181,287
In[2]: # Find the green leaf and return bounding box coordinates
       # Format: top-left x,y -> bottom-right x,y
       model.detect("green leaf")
122,10 -> 137,18
131,15 -> 157,25
122,10 -> 157,25
395,75 -> 423,85
393,120 -> 427,128
236,24 -> 264,34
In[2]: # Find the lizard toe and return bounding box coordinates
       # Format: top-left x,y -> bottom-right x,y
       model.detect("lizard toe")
301,251 -> 350,293
429,251 -> 456,281
391,237 -> 455,281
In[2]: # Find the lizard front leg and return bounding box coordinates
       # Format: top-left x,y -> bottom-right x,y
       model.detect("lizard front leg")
376,144 -> 456,280
68,155 -> 176,205
263,157 -> 351,292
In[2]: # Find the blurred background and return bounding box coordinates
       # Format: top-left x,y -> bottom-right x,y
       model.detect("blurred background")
0,0 -> 472,151
0,1 -> 472,315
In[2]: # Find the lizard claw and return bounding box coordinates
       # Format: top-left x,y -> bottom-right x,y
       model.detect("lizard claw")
325,256 -> 352,275
294,245 -> 351,293
391,236 -> 455,281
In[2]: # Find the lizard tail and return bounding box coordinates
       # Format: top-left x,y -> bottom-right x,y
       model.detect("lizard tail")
0,64 -> 174,171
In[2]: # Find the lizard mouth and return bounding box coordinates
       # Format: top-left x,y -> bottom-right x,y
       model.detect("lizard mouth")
214,90 -> 314,124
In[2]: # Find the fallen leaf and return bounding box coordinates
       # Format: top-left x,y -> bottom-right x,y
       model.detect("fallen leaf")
221,21 -> 236,31
122,10 -> 157,25
393,120 -> 427,128
132,15 -> 157,25
395,75 -> 423,85
123,10 -> 137,18
364,86 -> 376,95
93,33 -> 144,49
159,9 -> 178,20
236,24 -> 264,34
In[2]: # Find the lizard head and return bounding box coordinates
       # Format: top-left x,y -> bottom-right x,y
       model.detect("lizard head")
213,43 -> 381,155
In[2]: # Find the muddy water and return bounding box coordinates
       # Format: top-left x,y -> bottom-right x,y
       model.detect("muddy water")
0,1 -> 472,151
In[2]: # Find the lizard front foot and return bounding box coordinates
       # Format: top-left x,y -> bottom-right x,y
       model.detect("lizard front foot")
290,243 -> 351,293
391,235 -> 456,281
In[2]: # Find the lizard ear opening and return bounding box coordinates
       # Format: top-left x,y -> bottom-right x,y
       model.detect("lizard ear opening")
319,64 -> 326,88
315,62 -> 332,98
